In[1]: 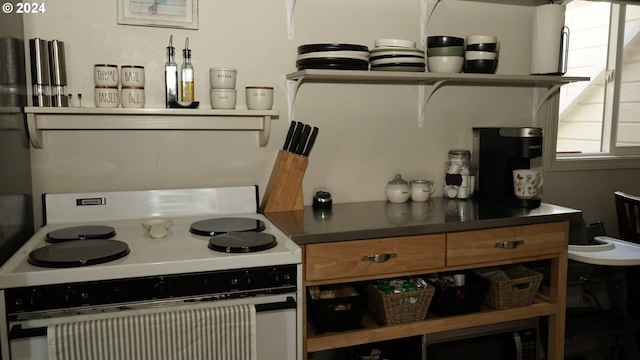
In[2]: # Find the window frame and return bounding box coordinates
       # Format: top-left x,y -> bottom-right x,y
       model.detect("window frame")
546,3 -> 640,172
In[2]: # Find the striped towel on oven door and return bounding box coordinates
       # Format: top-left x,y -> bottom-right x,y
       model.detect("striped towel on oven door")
47,304 -> 257,360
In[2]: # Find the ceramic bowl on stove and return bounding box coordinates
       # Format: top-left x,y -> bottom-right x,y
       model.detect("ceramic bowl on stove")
427,46 -> 464,57
427,56 -> 464,73
464,59 -> 498,74
426,36 -> 464,48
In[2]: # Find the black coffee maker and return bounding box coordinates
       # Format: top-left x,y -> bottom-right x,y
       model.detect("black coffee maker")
472,127 -> 543,208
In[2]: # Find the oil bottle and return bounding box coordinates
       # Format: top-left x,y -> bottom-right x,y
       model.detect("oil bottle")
181,37 -> 194,102
164,35 -> 178,107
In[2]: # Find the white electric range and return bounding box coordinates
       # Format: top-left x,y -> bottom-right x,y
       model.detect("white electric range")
0,186 -> 302,360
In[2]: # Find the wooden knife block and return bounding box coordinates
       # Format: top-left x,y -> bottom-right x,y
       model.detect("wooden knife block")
261,150 -> 308,212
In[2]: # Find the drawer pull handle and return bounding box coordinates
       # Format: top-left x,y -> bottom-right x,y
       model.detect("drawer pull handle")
362,253 -> 397,263
495,240 -> 524,249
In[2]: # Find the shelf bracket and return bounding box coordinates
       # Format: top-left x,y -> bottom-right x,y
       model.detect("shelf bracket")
26,113 -> 43,149
286,0 -> 296,40
532,84 -> 562,126
287,78 -> 305,121
259,115 -> 272,146
421,0 -> 441,46
418,80 -> 447,127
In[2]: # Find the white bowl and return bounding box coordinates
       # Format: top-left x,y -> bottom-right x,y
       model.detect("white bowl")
374,38 -> 416,48
210,89 -> 236,109
209,68 -> 237,89
466,35 -> 498,45
427,56 -> 464,73
465,51 -> 497,60
246,86 -> 273,110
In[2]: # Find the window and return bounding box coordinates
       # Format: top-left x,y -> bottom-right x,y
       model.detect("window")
550,1 -> 640,170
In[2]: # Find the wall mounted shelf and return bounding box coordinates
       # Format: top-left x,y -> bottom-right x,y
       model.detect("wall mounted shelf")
286,69 -> 589,126
24,107 -> 278,149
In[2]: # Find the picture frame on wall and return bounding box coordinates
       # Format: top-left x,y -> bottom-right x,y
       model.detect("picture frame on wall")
118,0 -> 198,29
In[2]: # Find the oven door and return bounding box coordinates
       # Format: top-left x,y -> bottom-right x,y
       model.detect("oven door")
7,294 -> 297,360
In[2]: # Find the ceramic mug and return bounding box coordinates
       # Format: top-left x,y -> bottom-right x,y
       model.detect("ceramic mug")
410,180 -> 436,202
512,169 -> 543,199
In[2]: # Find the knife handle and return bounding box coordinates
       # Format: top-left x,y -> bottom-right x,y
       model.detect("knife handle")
296,125 -> 312,155
283,121 -> 296,151
288,122 -> 304,153
302,127 -> 318,157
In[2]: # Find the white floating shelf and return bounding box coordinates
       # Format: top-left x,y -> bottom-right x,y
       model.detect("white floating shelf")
24,107 -> 278,149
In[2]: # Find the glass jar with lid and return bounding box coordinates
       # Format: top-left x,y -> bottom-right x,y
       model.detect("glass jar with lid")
443,150 -> 476,199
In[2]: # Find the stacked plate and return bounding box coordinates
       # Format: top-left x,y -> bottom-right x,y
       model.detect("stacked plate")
296,43 -> 370,71
369,39 -> 425,72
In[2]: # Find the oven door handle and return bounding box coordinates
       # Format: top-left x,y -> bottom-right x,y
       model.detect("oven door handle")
9,296 -> 298,340
255,296 -> 297,313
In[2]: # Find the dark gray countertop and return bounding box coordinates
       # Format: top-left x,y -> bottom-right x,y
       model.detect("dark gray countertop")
264,197 -> 582,245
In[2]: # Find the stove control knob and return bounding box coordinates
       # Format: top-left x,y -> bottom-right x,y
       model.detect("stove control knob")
239,273 -> 254,289
154,280 -> 173,298
64,287 -> 80,306
27,290 -> 43,308
268,270 -> 284,286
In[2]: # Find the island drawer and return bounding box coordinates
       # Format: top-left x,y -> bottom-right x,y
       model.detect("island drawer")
446,222 -> 568,267
305,234 -> 446,282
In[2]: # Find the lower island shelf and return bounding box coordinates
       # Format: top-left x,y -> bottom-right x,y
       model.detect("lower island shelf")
298,221 -> 569,360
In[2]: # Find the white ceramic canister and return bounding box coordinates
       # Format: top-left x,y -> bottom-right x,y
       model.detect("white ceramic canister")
94,86 -> 120,108
245,86 -> 273,110
120,65 -> 145,88
385,174 -> 411,203
209,68 -> 237,89
121,87 -> 145,108
210,89 -> 236,109
94,64 -> 119,87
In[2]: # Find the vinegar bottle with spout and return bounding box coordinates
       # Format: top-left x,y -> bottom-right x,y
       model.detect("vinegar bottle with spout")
181,37 -> 194,102
164,35 -> 178,107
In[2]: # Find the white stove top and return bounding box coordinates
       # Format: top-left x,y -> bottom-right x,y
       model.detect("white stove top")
0,187 -> 301,289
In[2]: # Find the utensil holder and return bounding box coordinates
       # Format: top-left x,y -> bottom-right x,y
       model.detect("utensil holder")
261,150 -> 308,212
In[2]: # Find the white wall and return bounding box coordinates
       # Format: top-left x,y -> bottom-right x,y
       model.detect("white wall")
22,0 -> 640,234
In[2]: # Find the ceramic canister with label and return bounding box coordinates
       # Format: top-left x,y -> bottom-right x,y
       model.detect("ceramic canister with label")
94,86 -> 119,108
121,87 -> 145,108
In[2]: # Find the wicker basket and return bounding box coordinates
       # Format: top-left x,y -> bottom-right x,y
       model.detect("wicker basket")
483,266 -> 543,309
365,283 -> 434,325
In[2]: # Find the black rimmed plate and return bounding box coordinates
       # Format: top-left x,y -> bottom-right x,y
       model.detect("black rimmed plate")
296,58 -> 369,71
28,239 -> 130,268
298,43 -> 369,55
371,65 -> 426,72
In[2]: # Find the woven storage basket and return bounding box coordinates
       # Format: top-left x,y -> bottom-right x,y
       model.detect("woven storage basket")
365,283 -> 434,325
483,266 -> 543,310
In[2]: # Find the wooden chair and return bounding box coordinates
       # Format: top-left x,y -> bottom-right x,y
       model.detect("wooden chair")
615,191 -> 640,243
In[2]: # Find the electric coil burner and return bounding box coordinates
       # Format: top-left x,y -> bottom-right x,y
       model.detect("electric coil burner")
190,217 -> 276,253
189,217 -> 267,236
45,225 -> 117,243
28,239 -> 130,268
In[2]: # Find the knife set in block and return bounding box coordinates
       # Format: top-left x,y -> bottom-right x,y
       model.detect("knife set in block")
261,150 -> 308,212
261,121 -> 318,213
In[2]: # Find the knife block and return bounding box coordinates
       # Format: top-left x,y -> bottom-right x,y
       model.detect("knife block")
261,150 -> 308,212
